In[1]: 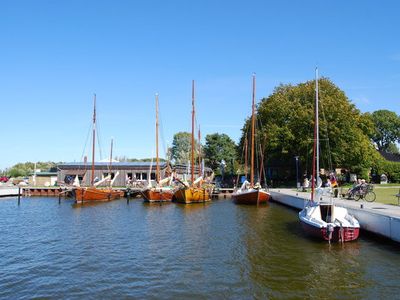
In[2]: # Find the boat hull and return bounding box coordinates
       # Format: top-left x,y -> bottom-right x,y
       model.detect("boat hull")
232,189 -> 270,205
300,220 -> 360,242
75,187 -> 122,203
142,188 -> 174,202
173,187 -> 210,204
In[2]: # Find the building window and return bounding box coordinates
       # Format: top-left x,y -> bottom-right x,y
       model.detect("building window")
103,172 -> 115,179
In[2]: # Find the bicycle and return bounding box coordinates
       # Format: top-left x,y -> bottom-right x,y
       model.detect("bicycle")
352,184 -> 376,202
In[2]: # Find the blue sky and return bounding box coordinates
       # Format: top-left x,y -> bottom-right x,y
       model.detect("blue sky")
1,0 -> 399,169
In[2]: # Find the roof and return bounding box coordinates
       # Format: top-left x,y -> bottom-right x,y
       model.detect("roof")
379,150 -> 400,163
30,172 -> 58,177
58,161 -> 168,170
36,172 -> 58,176
57,162 -> 212,172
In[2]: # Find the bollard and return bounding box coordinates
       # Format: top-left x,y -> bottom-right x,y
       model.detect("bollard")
126,189 -> 130,204
18,187 -> 21,205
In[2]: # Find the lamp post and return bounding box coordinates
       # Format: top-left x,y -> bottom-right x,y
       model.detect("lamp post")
295,156 -> 299,190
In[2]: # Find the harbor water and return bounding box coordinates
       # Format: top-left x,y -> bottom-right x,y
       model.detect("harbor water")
1,197 -> 400,299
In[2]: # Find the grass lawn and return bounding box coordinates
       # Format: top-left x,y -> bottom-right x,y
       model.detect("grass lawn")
373,186 -> 400,205
294,185 -> 400,205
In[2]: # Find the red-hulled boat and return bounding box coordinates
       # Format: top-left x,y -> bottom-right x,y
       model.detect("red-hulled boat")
232,187 -> 270,205
142,93 -> 174,203
232,74 -> 270,205
299,202 -> 360,242
75,95 -> 123,204
142,187 -> 174,202
298,68 -> 360,243
75,187 -> 123,203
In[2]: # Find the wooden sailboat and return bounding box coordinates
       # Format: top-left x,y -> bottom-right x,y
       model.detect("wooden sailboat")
232,74 -> 270,205
299,68 -> 360,242
75,94 -> 123,203
173,80 -> 211,204
142,93 -> 174,202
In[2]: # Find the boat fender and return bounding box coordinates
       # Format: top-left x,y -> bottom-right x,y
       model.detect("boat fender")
327,224 -> 335,241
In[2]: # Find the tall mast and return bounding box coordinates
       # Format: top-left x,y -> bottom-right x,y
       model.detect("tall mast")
259,144 -> 264,185
250,74 -> 256,187
198,125 -> 201,178
316,68 -> 320,183
311,68 -> 319,201
155,93 -> 160,183
108,137 -> 113,188
244,135 -> 248,179
191,80 -> 195,185
91,94 -> 96,186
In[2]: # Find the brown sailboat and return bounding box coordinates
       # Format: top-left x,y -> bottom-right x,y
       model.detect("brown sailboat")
75,94 -> 122,203
232,74 -> 270,205
173,80 -> 211,204
142,93 -> 174,202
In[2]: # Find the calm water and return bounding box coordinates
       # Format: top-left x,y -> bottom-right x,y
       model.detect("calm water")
1,197 -> 400,299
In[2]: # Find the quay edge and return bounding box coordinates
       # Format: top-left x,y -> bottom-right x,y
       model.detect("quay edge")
270,189 -> 400,243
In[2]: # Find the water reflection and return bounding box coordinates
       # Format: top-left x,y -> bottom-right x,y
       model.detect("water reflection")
237,203 -> 374,298
1,197 -> 400,298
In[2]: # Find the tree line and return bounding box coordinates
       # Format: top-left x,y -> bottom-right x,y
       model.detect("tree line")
3,78 -> 400,183
168,78 -> 400,183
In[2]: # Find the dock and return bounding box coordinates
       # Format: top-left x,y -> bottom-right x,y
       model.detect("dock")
19,186 -> 144,198
212,188 -> 234,199
270,188 -> 400,243
21,187 -> 73,197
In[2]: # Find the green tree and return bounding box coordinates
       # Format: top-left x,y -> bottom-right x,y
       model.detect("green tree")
371,109 -> 400,151
387,143 -> 400,154
242,78 -> 379,180
203,133 -> 237,173
170,132 -> 198,164
7,161 -> 58,177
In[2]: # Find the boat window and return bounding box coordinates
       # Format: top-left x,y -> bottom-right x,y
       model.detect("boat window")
150,173 -> 156,180
142,173 -> 148,180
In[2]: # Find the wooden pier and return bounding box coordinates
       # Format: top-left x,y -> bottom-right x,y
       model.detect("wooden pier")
21,186 -> 145,198
212,188 -> 234,199
22,187 -> 73,197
